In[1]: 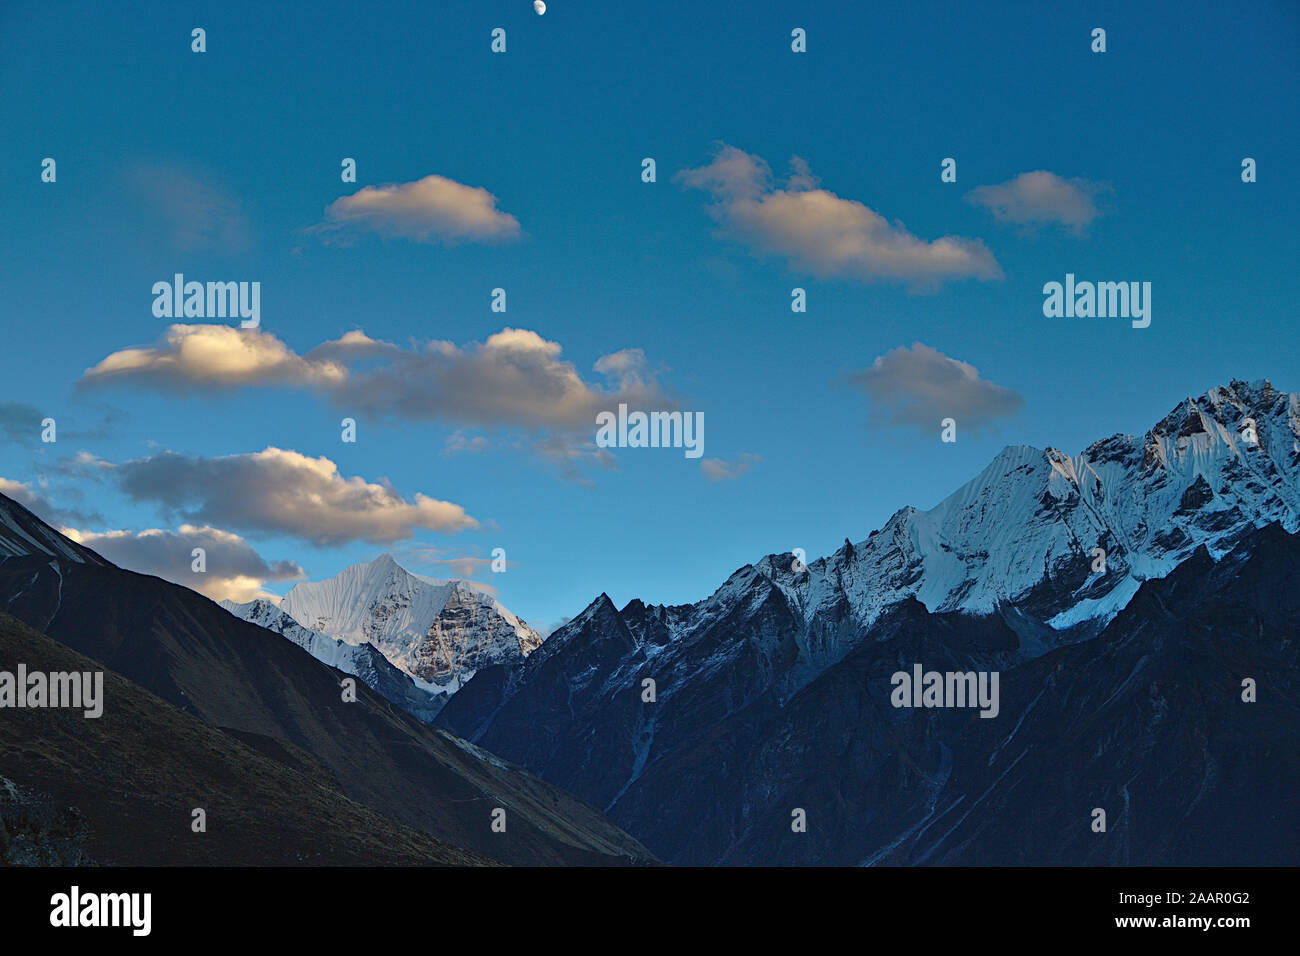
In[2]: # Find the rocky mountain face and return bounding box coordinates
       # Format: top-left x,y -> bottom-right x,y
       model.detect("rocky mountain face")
438,380 -> 1300,865
276,554 -> 542,707
0,494 -> 655,866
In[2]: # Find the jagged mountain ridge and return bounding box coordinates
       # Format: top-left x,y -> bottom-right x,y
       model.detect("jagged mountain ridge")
762,378 -> 1299,648
439,379 -> 1300,864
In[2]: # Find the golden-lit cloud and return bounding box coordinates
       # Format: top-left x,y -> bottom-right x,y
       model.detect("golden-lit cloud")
678,144 -> 1001,288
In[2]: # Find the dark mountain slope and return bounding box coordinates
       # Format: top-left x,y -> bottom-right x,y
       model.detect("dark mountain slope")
0,493 -> 655,867
868,522 -> 1300,866
443,524 -> 1300,865
0,610 -> 490,865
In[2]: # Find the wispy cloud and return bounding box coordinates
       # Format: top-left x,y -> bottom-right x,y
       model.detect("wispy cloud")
0,402 -> 42,443
966,170 -> 1108,235
700,453 -> 762,481
677,144 -> 1001,289
386,547 -> 502,596
129,164 -> 252,252
442,431 -> 490,455
848,343 -> 1023,433
0,402 -> 125,443
0,477 -> 103,526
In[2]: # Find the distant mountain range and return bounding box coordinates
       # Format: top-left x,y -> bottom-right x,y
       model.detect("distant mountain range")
438,379 -> 1300,864
3,378 -> 1297,866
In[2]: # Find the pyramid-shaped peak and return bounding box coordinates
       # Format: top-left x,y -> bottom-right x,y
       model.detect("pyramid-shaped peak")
367,553 -> 403,571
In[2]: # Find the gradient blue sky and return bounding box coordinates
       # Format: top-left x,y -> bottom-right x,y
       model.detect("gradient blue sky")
1,0 -> 1296,631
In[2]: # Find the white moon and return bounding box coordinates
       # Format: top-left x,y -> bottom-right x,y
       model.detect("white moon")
534,1 -> 546,14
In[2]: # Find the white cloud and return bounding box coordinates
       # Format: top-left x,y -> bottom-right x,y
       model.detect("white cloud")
82,324 -> 347,391
678,144 -> 1001,288
312,174 -> 522,245
325,327 -> 677,429
848,343 -> 1023,433
966,170 -> 1107,234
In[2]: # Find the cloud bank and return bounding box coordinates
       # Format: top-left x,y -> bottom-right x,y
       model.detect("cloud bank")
83,326 -> 676,429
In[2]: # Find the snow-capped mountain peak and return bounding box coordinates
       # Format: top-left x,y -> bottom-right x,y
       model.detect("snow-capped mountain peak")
766,379 -> 1300,638
277,554 -> 542,690
219,594 -> 448,720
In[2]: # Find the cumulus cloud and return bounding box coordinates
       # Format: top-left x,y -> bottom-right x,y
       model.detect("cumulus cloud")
115,447 -> 478,545
848,343 -> 1023,433
327,327 -> 676,428
966,170 -> 1107,234
677,144 -> 1001,288
700,453 -> 762,481
62,524 -> 304,603
312,174 -> 522,245
81,324 -> 347,391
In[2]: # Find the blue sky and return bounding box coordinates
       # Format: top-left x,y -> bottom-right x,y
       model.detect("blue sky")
1,0 -> 1296,631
